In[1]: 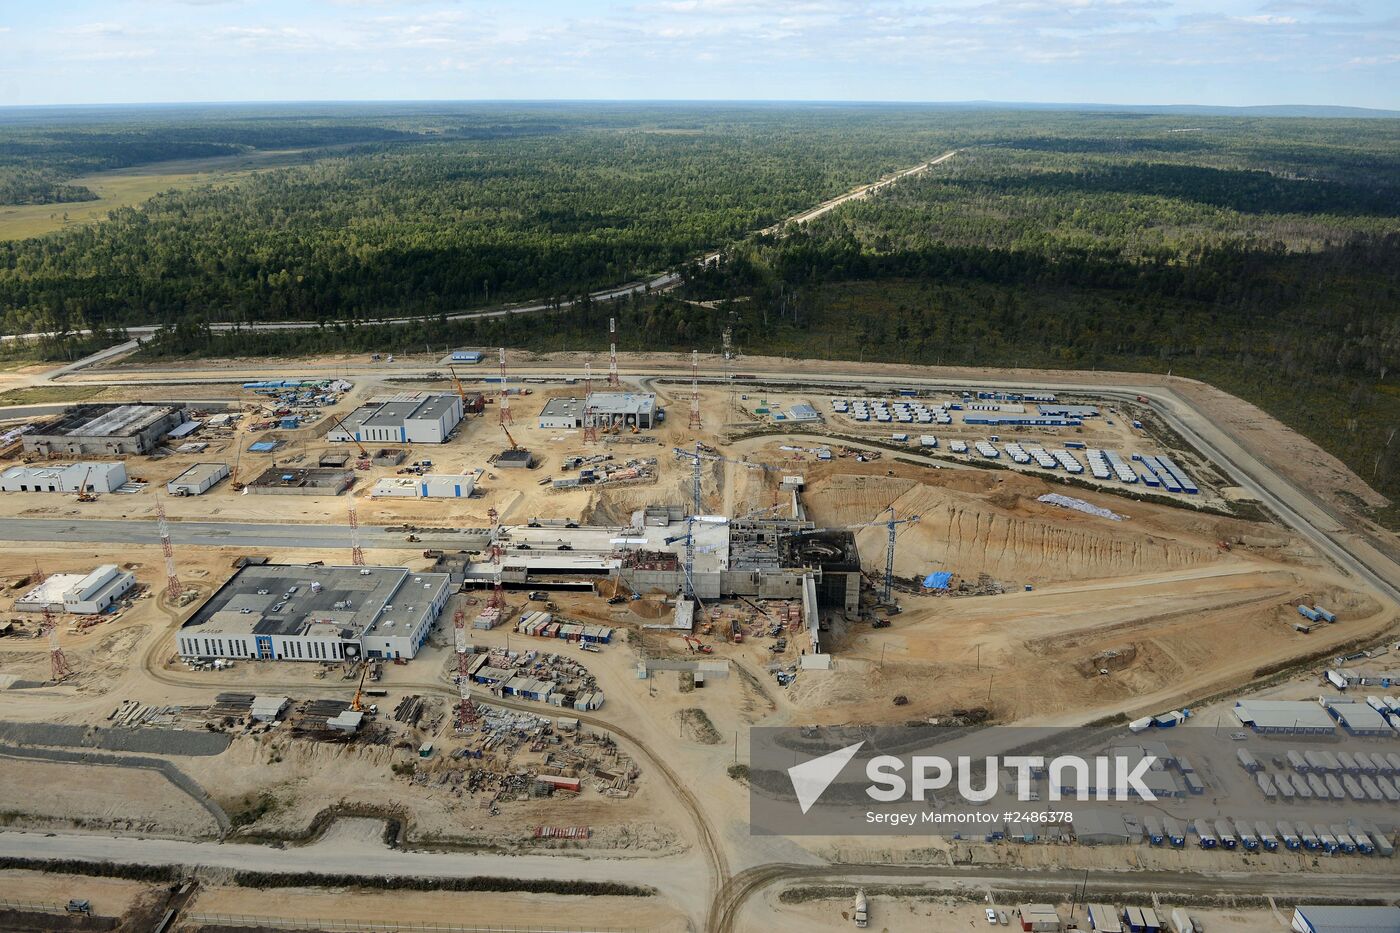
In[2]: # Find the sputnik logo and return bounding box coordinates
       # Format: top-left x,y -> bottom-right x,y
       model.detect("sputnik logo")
787,741 -> 865,814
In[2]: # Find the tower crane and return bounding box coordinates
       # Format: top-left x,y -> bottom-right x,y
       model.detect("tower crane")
854,508 -> 920,605
669,443 -> 778,605
812,507 -> 921,605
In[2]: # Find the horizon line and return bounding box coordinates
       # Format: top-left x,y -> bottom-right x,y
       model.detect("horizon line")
0,97 -> 1397,117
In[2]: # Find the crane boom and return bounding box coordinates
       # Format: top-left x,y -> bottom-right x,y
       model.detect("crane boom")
501,423 -> 522,451
328,413 -> 370,458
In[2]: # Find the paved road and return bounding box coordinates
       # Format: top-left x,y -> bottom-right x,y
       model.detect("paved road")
0,517 -> 487,551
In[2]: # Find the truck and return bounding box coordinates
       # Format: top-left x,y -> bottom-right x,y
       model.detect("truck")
1163,816 -> 1187,847
1170,907 -> 1202,933
854,889 -> 869,928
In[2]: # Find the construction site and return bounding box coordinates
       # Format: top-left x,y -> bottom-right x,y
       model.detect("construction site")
0,328 -> 1397,933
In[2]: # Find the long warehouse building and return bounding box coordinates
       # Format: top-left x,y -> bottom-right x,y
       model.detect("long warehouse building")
177,563 -> 451,662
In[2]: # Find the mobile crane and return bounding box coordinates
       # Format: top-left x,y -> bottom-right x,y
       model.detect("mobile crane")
328,413 -> 372,469
75,465 -> 97,502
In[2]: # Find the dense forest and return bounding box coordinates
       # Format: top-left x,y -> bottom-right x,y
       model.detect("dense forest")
3,103 -> 1400,511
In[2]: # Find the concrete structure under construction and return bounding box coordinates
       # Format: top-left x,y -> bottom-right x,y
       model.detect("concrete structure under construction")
538,392 -> 657,430
455,509 -> 859,653
0,461 -> 128,494
177,563 -> 451,662
246,466 -> 354,496
15,564 -> 137,615
23,404 -> 187,456
327,393 -> 463,445
167,462 -> 230,496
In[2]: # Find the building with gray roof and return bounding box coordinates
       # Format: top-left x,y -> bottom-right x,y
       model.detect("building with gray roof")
328,393 -> 463,445
178,563 -> 450,662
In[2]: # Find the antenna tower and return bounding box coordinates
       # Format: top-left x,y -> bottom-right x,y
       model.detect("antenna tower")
486,507 -> 502,561
583,360 -> 598,442
453,606 -> 477,727
42,606 -> 71,681
348,502 -> 365,566
498,347 -> 513,425
688,350 -> 703,431
155,497 -> 183,599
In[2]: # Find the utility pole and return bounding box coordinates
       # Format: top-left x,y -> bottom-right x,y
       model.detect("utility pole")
608,317 -> 621,388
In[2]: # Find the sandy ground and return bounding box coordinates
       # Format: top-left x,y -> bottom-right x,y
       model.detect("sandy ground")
0,756 -> 220,837
70,345 -> 1389,515
0,869 -> 154,918
187,884 -> 689,931
0,364 -> 1394,925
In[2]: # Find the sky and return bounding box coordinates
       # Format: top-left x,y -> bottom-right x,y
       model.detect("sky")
1,0 -> 1397,109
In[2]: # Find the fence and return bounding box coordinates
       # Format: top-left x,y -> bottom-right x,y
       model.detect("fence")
0,897 -> 73,915
185,915 -> 642,933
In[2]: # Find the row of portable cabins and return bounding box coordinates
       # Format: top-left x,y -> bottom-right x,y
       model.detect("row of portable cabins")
1274,747 -> 1400,776
516,613 -> 614,644
1140,814 -> 1393,856
1188,817 -> 1392,855
1130,453 -> 1199,494
1259,767 -> 1400,803
1242,746 -> 1400,801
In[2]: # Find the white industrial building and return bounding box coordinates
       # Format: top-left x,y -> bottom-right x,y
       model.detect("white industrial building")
1291,906 -> 1400,933
538,392 -> 658,430
14,564 -> 137,614
328,393 -> 463,445
1234,699 -> 1337,734
0,461 -> 128,494
177,563 -> 451,662
372,472 -> 479,499
167,462 -> 230,496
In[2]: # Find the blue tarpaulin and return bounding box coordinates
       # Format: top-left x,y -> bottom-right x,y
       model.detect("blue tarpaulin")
922,572 -> 953,590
